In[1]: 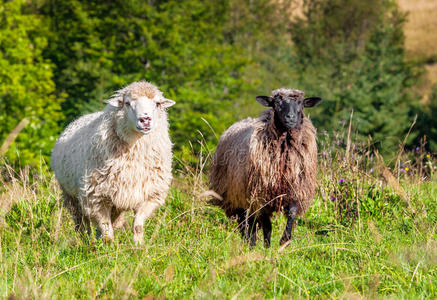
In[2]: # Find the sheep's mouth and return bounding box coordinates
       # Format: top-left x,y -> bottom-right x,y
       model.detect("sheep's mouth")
136,126 -> 152,134
284,122 -> 297,129
279,119 -> 297,130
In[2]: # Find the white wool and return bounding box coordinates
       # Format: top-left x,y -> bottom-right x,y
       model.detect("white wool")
51,81 -> 173,243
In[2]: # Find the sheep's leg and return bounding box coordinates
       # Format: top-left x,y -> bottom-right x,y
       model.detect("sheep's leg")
236,209 -> 249,240
72,204 -> 91,237
111,207 -> 126,230
93,205 -> 114,243
132,201 -> 160,245
236,210 -> 258,247
280,205 -> 298,245
62,191 -> 90,236
79,215 -> 91,237
247,215 -> 258,247
259,214 -> 272,247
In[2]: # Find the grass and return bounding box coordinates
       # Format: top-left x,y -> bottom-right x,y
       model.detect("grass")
1,138 -> 436,298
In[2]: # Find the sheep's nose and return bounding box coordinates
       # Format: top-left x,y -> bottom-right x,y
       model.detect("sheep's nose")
139,116 -> 151,126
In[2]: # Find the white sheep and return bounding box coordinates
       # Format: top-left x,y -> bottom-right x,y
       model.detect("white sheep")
51,80 -> 175,244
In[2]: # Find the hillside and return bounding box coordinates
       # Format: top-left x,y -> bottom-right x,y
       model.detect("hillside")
398,0 -> 437,60
398,0 -> 437,99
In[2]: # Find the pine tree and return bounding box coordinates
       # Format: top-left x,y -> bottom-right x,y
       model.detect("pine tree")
288,0 -> 419,154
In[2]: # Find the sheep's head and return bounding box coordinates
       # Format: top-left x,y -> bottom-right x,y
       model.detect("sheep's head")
107,81 -> 175,135
256,88 -> 322,131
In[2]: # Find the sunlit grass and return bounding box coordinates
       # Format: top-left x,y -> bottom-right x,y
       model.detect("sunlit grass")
1,138 -> 436,298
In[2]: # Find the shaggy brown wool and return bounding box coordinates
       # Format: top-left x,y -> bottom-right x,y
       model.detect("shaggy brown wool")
210,109 -> 317,217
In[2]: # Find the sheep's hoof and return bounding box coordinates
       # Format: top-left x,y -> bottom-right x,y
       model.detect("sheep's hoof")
133,225 -> 144,245
279,238 -> 291,247
133,236 -> 144,245
101,233 -> 115,244
103,236 -> 114,244
96,229 -> 114,243
113,216 -> 127,231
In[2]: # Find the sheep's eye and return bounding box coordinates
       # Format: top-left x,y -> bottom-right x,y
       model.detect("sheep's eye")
125,101 -> 131,107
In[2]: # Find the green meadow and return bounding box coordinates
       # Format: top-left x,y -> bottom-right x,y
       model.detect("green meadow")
1,142 -> 436,298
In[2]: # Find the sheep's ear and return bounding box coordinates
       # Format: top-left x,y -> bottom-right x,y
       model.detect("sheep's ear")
106,97 -> 123,108
160,98 -> 176,108
256,96 -> 273,107
303,97 -> 322,107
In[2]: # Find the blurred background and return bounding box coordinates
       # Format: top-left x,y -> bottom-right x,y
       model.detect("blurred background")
1,0 -> 436,168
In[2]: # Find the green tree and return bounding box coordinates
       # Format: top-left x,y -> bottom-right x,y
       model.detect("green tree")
288,0 -> 420,154
0,0 -> 63,166
415,85 -> 437,152
40,0 -> 251,162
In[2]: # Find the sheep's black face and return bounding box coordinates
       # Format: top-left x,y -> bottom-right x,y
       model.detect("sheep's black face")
274,98 -> 303,129
256,92 -> 322,131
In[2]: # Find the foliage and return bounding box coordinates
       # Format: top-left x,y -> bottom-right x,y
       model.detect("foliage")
39,0 -> 252,161
1,0 -> 434,167
415,85 -> 437,152
0,0 -> 63,167
326,177 -> 403,226
287,0 -> 420,155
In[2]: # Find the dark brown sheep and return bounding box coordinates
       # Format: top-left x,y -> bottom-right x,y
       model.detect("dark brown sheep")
209,88 -> 322,247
